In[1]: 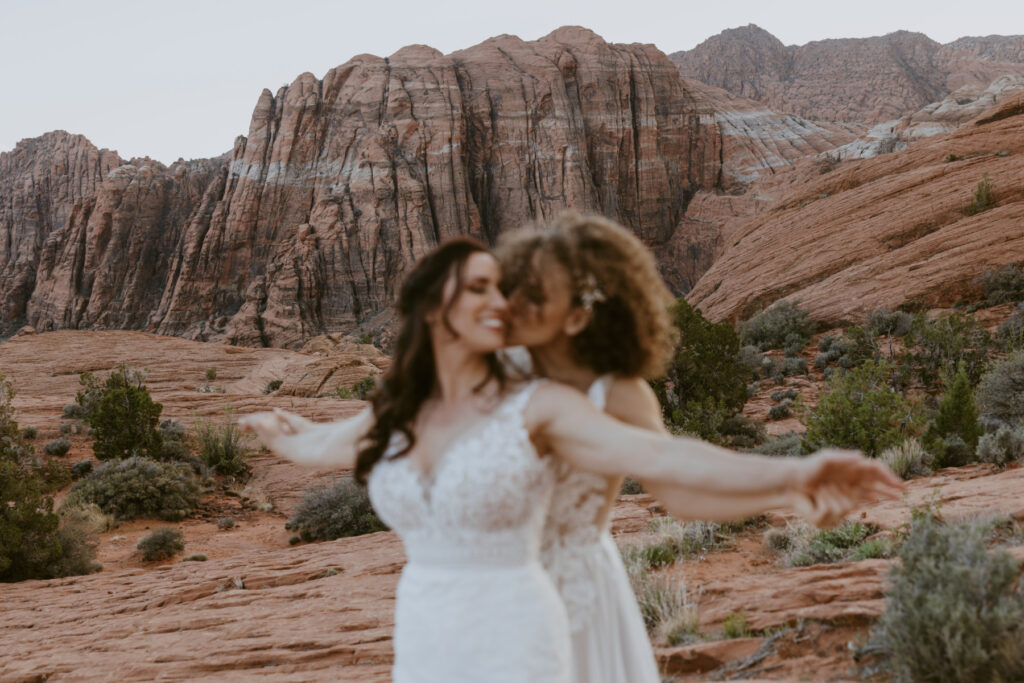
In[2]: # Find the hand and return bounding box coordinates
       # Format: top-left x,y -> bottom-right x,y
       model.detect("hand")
790,449 -> 905,525
238,409 -> 313,441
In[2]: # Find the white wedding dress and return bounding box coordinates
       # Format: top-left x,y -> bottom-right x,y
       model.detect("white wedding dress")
367,381 -> 572,683
540,375 -> 661,683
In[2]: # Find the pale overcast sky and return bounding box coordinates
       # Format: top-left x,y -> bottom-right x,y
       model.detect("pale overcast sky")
1,0 -> 1021,164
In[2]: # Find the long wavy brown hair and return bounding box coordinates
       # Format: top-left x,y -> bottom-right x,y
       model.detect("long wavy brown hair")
496,212 -> 677,379
355,237 -> 506,484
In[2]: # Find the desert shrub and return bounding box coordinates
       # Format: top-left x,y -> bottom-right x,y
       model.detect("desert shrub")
651,299 -> 750,438
205,367 -> 217,382
979,264 -> 1024,306
43,438 -> 71,456
749,432 -> 805,457
191,413 -> 249,477
804,359 -> 921,456
879,439 -> 933,479
737,345 -> 763,375
722,612 -> 752,639
20,426 -> 37,440
923,364 -> 983,468
137,527 -> 185,562
82,365 -> 164,461
619,478 -> 643,495
1,375 -> 100,581
158,439 -> 191,462
181,553 -> 207,562
63,456 -> 200,521
780,357 -> 808,376
852,537 -> 895,561
336,376 -> 377,400
263,379 -> 283,394
904,313 -> 992,388
783,333 -> 805,357
965,174 -> 995,215
771,388 -> 799,403
789,521 -> 878,567
769,400 -> 792,421
739,300 -> 814,351
622,547 -> 699,638
58,499 -> 115,534
814,352 -> 829,369
977,351 -> 1024,426
70,459 -> 93,478
159,418 -> 187,443
874,515 -> 1024,682
976,424 -> 1024,467
717,414 -> 766,449
285,477 -> 387,542
59,422 -> 72,435
867,309 -> 913,338
998,303 -> 1024,350
62,403 -> 85,419
217,516 -> 235,530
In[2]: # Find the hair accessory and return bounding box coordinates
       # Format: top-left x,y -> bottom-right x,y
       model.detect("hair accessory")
579,273 -> 606,312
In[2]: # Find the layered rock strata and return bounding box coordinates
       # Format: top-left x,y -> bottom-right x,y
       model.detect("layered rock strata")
671,25 -> 1024,125
1,27 -> 858,345
688,96 -> 1024,324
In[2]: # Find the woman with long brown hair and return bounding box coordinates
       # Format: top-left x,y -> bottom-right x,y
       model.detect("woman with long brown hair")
240,234 -> 902,683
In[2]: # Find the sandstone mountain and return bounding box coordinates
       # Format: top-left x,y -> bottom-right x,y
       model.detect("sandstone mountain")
671,25 -> 1024,125
0,28 -> 856,347
687,96 -> 1024,324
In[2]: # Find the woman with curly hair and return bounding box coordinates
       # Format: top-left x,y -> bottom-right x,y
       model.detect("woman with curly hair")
240,231 -> 902,683
497,212 -> 799,682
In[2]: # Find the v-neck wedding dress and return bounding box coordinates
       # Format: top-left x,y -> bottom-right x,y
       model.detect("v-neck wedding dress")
367,381 -> 572,683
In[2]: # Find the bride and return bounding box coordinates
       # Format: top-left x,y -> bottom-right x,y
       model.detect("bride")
240,234 -> 903,683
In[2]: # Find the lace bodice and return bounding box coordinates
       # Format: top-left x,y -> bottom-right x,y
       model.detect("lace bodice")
367,381 -> 555,567
540,375 -> 619,629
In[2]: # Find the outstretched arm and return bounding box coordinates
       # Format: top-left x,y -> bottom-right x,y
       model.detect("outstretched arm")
605,378 -> 803,521
527,382 -> 903,511
238,407 -> 374,469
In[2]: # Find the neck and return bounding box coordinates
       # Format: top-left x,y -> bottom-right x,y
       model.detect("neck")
528,337 -> 599,393
431,333 -> 494,403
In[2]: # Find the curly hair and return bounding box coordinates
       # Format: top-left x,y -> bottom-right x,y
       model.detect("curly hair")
355,237 -> 505,485
497,212 -> 677,379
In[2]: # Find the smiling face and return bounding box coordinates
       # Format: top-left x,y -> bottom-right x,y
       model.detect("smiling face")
431,251 -> 509,353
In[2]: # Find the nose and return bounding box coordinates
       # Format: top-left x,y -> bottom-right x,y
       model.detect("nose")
489,288 -> 510,317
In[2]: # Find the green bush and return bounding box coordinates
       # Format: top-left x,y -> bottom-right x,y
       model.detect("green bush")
63,456 -> 200,521
619,478 -> 643,495
722,612 -> 752,639
874,516 -> 1024,682
263,379 -> 283,394
923,364 -> 983,468
804,359 -> 921,456
879,439 -> 933,479
20,426 -> 37,440
285,477 -> 387,542
217,516 -> 235,530
769,400 -> 792,420
191,413 -> 250,477
771,388 -> 799,403
739,300 -> 815,351
82,365 -> 164,461
159,418 -> 187,443
965,174 -> 995,216
977,351 -> 1024,426
651,299 -> 750,439
716,414 -> 766,449
748,432 -> 805,457
70,460 -> 93,478
1,375 -> 99,582
62,403 -> 85,419
998,303 -> 1024,350
336,376 -> 377,400
43,438 -> 72,456
205,367 -> 217,382
977,424 -> 1024,467
789,522 -> 879,566
904,313 -> 992,388
867,309 -> 913,337
980,264 -> 1024,306
137,527 -> 185,562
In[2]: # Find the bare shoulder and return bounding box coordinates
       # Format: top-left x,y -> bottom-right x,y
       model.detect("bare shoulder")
605,376 -> 663,431
522,380 -> 593,428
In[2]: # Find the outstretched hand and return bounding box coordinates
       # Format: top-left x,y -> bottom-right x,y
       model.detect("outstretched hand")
237,409 -> 313,449
790,449 -> 905,527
